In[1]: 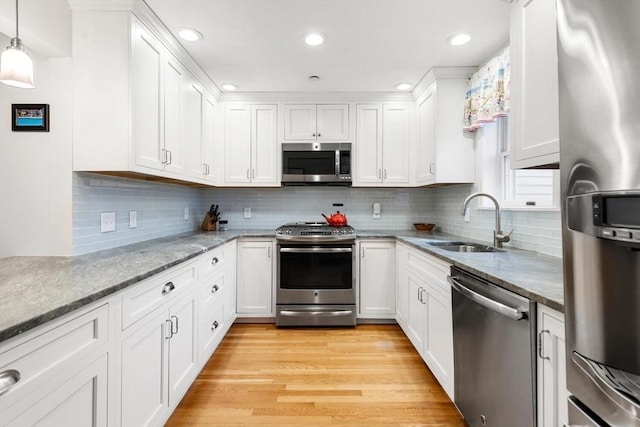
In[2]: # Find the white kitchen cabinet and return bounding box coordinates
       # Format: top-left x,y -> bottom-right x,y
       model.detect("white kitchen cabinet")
71,6 -> 218,186
537,304 -> 568,427
119,263 -> 198,427
509,0 -> 560,168
414,68 -> 475,186
0,303 -> 111,427
184,77 -> 216,182
400,246 -> 455,400
284,104 -> 349,141
395,243 -> 409,328
354,104 -> 411,186
223,104 -> 279,186
236,239 -> 276,316
358,240 -> 396,318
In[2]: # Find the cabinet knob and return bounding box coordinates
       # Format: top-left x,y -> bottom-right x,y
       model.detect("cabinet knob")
211,284 -> 220,293
312,133 -> 316,137
0,370 -> 21,396
317,132 -> 321,137
211,257 -> 219,265
211,320 -> 219,330
161,281 -> 175,295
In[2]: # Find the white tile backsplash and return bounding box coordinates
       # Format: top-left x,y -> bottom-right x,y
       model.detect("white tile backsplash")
72,176 -> 562,257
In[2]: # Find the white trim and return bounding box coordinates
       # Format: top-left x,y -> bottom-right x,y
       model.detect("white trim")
219,91 -> 415,103
412,66 -> 476,104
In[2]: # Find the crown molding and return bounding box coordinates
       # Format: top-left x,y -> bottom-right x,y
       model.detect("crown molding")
219,91 -> 415,104
412,66 -> 476,103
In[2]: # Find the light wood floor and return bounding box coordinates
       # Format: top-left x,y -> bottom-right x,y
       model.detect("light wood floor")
166,324 -> 465,427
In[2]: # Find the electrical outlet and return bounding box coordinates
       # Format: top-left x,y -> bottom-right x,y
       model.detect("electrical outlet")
184,207 -> 189,221
129,210 -> 137,228
101,212 -> 116,233
244,207 -> 251,219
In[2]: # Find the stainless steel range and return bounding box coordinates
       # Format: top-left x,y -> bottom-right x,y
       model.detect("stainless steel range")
275,222 -> 356,327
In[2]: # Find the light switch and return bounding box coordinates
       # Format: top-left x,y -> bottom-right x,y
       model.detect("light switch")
373,203 -> 381,219
244,207 -> 252,219
129,210 -> 137,228
101,212 -> 116,233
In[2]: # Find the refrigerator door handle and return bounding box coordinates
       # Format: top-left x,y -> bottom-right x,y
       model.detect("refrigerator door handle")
572,351 -> 640,414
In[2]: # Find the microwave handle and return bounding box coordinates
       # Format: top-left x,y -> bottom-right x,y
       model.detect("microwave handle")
335,150 -> 340,176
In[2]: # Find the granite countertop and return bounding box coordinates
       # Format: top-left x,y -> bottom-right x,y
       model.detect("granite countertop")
0,229 -> 564,343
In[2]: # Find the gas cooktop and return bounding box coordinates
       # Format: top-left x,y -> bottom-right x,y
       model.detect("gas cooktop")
275,222 -> 356,242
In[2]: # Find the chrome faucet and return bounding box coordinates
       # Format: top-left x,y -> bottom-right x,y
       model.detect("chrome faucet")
461,192 -> 513,248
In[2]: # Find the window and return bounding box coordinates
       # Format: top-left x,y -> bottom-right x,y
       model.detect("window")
478,117 -> 559,209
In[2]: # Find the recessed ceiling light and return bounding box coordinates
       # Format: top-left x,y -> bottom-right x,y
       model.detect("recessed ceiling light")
178,28 -> 203,42
395,83 -> 412,91
304,33 -> 325,46
222,83 -> 238,91
448,33 -> 472,46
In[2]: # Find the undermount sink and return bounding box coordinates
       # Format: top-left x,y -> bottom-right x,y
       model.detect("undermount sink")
428,241 -> 503,253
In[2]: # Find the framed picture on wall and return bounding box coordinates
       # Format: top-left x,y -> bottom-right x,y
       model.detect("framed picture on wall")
12,104 -> 50,132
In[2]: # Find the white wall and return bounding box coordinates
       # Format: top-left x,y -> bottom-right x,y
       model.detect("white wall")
0,24 -> 73,256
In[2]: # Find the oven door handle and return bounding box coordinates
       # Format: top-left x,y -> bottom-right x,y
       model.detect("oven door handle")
279,310 -> 354,316
279,247 -> 352,254
448,276 -> 526,321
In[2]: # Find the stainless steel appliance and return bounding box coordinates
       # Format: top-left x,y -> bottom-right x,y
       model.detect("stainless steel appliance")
275,222 -> 356,326
558,1 -> 640,425
449,266 -> 536,426
281,142 -> 352,185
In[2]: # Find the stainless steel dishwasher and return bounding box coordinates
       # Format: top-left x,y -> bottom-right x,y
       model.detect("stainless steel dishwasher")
448,266 -> 536,427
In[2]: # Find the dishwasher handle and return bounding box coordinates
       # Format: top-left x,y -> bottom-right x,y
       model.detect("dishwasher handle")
448,275 -> 526,321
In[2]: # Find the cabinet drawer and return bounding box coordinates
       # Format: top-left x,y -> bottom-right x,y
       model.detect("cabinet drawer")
0,304 -> 109,411
199,270 -> 226,311
121,262 -> 197,330
198,302 -> 226,364
407,250 -> 450,290
198,245 -> 227,279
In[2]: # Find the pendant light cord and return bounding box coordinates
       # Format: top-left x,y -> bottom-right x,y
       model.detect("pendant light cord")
15,0 -> 19,39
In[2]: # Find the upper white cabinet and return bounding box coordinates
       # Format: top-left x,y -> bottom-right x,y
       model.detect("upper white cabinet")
358,240 -> 396,318
223,104 -> 279,186
509,0 -> 560,168
354,103 -> 412,186
284,104 -> 349,141
414,68 -> 475,186
71,6 -> 218,186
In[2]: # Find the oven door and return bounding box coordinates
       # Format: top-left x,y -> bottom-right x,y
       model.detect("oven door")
277,243 -> 355,305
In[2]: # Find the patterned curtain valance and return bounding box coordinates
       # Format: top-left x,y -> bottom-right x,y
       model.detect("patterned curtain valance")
463,47 -> 510,132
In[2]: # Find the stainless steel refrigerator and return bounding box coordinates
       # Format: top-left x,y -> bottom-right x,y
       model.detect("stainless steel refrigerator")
558,0 -> 640,425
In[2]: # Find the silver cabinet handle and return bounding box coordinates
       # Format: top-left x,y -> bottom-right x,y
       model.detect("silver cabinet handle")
161,281 -> 175,295
166,150 -> 172,165
211,320 -> 219,331
361,247 -> 365,258
211,257 -> 219,265
165,319 -> 173,339
383,169 -> 387,179
171,315 -> 178,336
161,148 -> 167,164
252,169 -> 256,179
538,329 -> 550,360
203,163 -> 208,175
417,286 -> 423,303
211,284 -> 220,293
429,163 -> 435,174
267,246 -> 272,258
377,169 -> 381,179
0,370 -> 20,396
448,276 -> 526,320
246,169 -> 250,179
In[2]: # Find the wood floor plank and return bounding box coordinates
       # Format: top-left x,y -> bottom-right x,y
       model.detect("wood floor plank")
166,324 -> 464,426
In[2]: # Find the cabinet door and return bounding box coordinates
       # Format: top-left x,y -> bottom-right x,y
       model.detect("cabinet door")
224,105 -> 252,183
132,22 -> 164,171
359,241 -> 396,317
355,104 -> 383,184
423,281 -> 454,400
510,0 -> 560,168
163,57 -> 186,176
405,269 -> 426,354
416,88 -> 436,185
382,104 -> 410,184
167,293 -> 198,407
395,244 -> 409,328
120,309 -> 169,427
317,104 -> 349,140
537,305 -> 568,427
2,354 -> 108,427
251,105 -> 279,184
284,104 -> 316,140
236,241 -> 274,315
202,94 -> 216,182
184,78 -> 206,179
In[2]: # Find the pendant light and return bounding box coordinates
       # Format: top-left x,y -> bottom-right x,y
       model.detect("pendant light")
0,0 -> 35,89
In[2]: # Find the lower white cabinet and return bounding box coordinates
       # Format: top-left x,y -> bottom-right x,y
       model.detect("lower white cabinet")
120,286 -> 198,427
397,244 -> 454,400
395,243 -> 409,326
0,303 -> 111,427
236,239 -> 276,316
358,240 -> 396,318
537,304 -> 568,427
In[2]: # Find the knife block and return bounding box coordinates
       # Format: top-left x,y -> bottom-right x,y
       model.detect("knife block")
201,213 -> 217,231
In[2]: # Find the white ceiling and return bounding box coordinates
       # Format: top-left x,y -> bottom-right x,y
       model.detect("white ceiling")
146,0 -> 511,93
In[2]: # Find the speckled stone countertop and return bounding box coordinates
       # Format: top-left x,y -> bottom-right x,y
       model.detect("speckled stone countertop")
0,229 -> 563,343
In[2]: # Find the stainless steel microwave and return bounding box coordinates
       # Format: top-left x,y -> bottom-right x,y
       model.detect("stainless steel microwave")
282,142 -> 351,185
